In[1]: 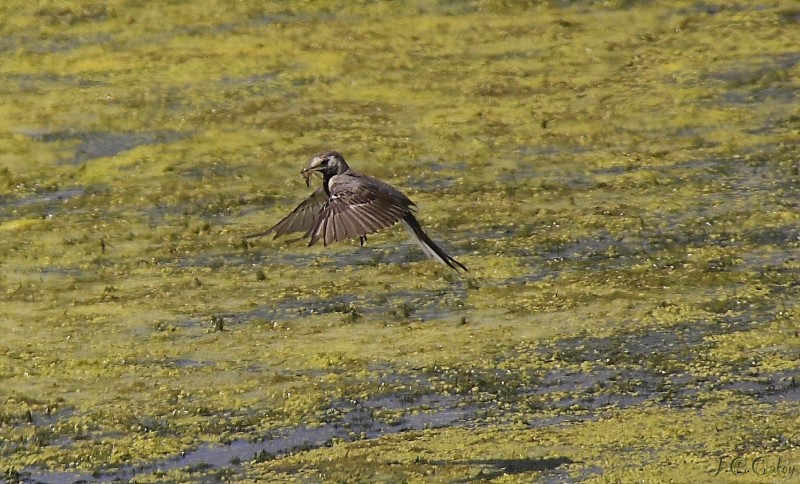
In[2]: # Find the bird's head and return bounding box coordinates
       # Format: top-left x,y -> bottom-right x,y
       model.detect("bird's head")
301,151 -> 349,179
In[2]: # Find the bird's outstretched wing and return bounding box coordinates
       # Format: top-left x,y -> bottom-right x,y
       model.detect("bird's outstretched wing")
244,187 -> 328,240
307,174 -> 412,246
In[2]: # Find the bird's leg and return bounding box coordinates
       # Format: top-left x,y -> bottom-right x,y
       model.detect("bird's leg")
360,235 -> 367,246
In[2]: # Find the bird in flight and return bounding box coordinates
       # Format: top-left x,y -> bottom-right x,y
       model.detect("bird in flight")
245,151 -> 467,271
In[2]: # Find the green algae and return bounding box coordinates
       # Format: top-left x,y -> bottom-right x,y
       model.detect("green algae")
2,0 -> 800,482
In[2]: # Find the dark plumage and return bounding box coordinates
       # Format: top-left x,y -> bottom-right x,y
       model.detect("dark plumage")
245,151 -> 467,271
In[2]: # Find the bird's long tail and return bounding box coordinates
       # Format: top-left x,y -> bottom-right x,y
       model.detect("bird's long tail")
401,214 -> 467,272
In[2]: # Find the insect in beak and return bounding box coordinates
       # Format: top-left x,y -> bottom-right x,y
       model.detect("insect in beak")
301,168 -> 314,187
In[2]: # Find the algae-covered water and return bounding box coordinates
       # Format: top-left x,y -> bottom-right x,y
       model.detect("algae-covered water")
1,1 -> 799,482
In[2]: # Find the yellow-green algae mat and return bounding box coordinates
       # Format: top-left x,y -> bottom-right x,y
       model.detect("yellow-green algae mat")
1,1 -> 799,482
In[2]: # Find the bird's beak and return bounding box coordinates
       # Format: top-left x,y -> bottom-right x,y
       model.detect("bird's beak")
301,162 -> 324,173
300,164 -> 321,176
301,160 -> 325,184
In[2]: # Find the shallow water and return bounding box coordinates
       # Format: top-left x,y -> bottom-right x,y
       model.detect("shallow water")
1,1 -> 799,482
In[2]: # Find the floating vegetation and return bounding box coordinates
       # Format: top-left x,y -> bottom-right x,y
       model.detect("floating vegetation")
1,1 -> 799,482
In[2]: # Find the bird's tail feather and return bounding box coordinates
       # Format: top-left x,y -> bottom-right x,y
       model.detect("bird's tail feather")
402,215 -> 467,272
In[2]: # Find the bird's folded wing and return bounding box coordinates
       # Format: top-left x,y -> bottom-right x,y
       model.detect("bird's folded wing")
244,187 -> 328,239
308,183 -> 409,246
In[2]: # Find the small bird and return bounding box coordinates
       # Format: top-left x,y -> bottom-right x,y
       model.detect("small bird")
245,151 -> 467,271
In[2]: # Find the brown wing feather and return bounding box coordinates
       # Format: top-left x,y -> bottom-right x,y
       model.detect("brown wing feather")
244,187 -> 328,239
308,174 -> 414,246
